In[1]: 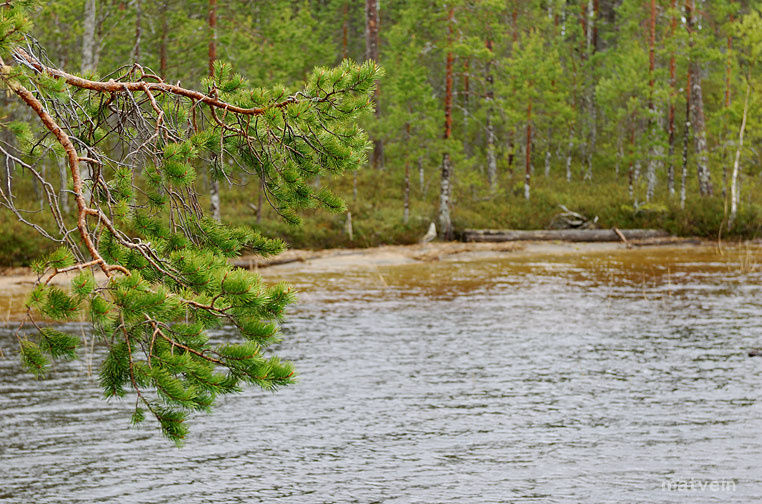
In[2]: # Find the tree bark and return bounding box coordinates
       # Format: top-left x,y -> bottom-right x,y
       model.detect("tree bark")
524,99 -> 532,200
366,0 -> 383,170
133,0 -> 142,64
565,127 -> 573,182
667,0 -> 677,196
208,0 -> 221,222
722,7 -> 734,198
80,0 -> 97,202
159,0 -> 169,79
645,0 -> 657,201
438,6 -> 455,240
208,0 -> 217,77
485,38 -> 497,191
584,0 -> 597,181
680,69 -> 691,209
729,79 -> 750,229
342,2 -> 349,60
686,0 -> 712,196
404,160 -> 410,225
81,0 -> 97,74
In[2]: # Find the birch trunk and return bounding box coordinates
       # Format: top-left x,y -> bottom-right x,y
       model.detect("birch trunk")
438,6 -> 455,240
208,0 -> 221,221
80,0 -> 97,203
729,80 -> 750,228
524,99 -> 532,201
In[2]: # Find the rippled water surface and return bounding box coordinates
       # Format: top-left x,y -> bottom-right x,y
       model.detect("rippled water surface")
1,245 -> 761,503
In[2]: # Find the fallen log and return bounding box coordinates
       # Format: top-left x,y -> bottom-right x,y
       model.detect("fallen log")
462,228 -> 670,243
231,254 -> 319,269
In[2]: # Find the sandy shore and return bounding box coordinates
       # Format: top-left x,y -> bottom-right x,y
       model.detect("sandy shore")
240,237 -> 703,274
0,238 -> 705,291
0,237 -> 705,320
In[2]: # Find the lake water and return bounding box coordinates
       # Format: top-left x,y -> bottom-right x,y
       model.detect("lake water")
1,245 -> 761,503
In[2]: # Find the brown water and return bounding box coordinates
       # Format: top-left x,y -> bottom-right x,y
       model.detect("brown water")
1,245 -> 761,503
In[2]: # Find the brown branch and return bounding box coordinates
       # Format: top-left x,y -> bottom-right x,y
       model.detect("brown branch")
1,56 -> 115,277
16,48 -> 299,116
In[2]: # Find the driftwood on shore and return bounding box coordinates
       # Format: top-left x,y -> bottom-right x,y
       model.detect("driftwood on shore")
462,228 -> 670,243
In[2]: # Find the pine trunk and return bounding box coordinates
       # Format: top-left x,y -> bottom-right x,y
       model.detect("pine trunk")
160,0 -> 169,78
133,0 -> 142,64
667,0 -> 677,196
342,2 -> 349,60
686,0 -> 712,196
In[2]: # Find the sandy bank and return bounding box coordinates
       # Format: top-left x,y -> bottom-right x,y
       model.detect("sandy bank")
0,237 -> 704,320
241,237 -> 703,274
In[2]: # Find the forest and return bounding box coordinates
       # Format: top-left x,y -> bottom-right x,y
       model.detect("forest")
1,0 -> 762,261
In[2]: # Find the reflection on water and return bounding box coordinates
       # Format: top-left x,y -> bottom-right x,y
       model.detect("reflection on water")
1,245 -> 761,503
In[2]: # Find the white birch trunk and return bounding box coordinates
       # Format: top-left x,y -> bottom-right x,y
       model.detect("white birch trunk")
729,80 -> 750,228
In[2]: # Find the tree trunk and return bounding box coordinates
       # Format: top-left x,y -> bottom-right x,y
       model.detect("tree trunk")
729,79 -> 750,229
645,0 -> 657,202
208,0 -> 221,221
667,0 -> 677,196
680,69 -> 691,209
722,7 -> 734,198
628,119 -> 636,199
404,122 -> 411,224
438,6 -> 455,240
524,99 -> 532,201
366,0 -> 383,170
438,153 -> 453,240
80,0 -> 97,202
418,156 -> 424,193
133,0 -> 142,64
485,38 -> 497,191
159,0 -> 169,78
342,2 -> 349,60
463,58 -> 470,157
208,0 -> 217,77
403,160 -> 410,225
686,0 -> 712,196
81,0 -> 97,74
58,158 -> 69,213
464,228 -> 670,243
565,128 -> 573,182
584,0 -> 596,181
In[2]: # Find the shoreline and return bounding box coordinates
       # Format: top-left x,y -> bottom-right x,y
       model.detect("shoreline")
0,237 -> 729,321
